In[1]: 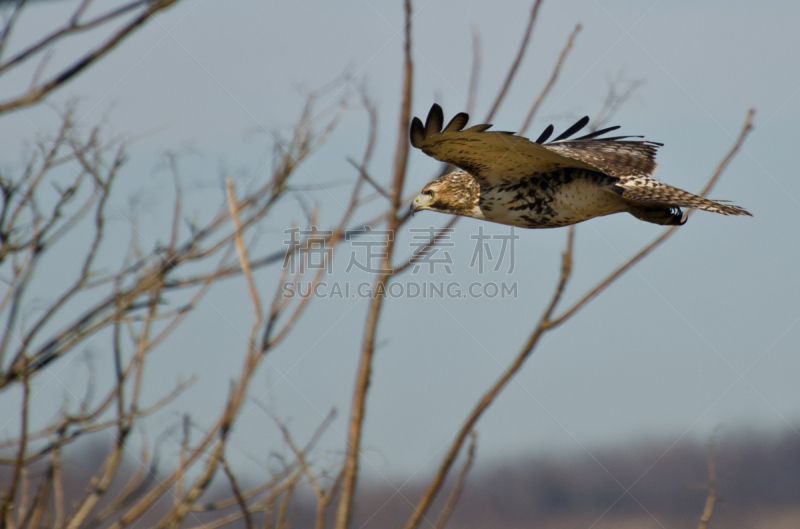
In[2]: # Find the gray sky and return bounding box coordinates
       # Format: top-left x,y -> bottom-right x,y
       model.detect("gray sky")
2,0 -> 799,482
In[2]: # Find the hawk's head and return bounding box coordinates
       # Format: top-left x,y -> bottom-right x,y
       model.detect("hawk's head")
411,170 -> 482,219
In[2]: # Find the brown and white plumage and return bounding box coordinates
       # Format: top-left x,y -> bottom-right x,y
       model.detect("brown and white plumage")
409,104 -> 751,228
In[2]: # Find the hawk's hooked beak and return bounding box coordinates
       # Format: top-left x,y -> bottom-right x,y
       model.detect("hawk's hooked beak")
411,192 -> 433,215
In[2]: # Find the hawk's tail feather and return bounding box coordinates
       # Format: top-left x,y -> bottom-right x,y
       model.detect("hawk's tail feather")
619,180 -> 753,218
627,205 -> 687,226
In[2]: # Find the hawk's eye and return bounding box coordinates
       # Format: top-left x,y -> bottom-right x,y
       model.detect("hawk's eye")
425,190 -> 436,200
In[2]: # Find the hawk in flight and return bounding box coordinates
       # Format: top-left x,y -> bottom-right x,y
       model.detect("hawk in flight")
410,104 -> 751,228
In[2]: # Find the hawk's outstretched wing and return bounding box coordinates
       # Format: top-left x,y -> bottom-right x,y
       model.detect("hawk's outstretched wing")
537,116 -> 663,178
410,104 -> 598,185
409,104 -> 662,181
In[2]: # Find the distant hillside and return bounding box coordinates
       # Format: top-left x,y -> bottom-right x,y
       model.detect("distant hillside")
3,426 -> 799,528
341,428 -> 800,529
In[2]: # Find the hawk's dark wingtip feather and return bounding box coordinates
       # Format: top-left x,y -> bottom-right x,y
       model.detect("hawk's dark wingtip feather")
535,124 -> 554,144
552,116 -> 590,142
412,104 -> 466,147
425,104 -> 444,137
574,125 -> 621,141
597,135 -> 643,141
410,116 -> 425,148
463,124 -> 493,133
443,112 -> 470,133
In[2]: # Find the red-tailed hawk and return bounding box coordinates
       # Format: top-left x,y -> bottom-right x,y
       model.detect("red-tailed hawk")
409,104 -> 751,227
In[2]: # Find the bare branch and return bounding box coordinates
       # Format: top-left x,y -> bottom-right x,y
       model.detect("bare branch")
0,0 -> 27,62
0,355 -> 30,525
432,432 -> 477,529
347,157 -> 389,200
15,464 -> 52,529
276,474 -> 299,529
0,1 -> 182,115
698,439 -> 718,529
466,27 -> 481,117
591,70 -> 645,131
547,109 -> 754,328
484,0 -> 543,122
403,226 -> 575,529
226,177 -> 263,322
335,1 -> 413,526
393,216 -> 459,274
222,457 -> 255,529
519,24 -> 581,135
52,442 -> 65,529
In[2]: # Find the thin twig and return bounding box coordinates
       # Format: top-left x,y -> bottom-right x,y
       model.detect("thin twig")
347,157 -> 389,200
432,432 -> 477,529
466,26 -> 481,117
52,443 -> 65,529
403,226 -> 575,529
0,0 -> 181,115
547,109 -> 754,329
0,0 -> 146,76
276,474 -> 299,529
519,24 -> 581,135
484,0 -> 543,122
0,355 -> 30,524
222,458 -> 255,529
393,216 -> 459,274
698,440 -> 718,529
226,177 -> 263,322
590,70 -> 644,132
334,2 -> 413,527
